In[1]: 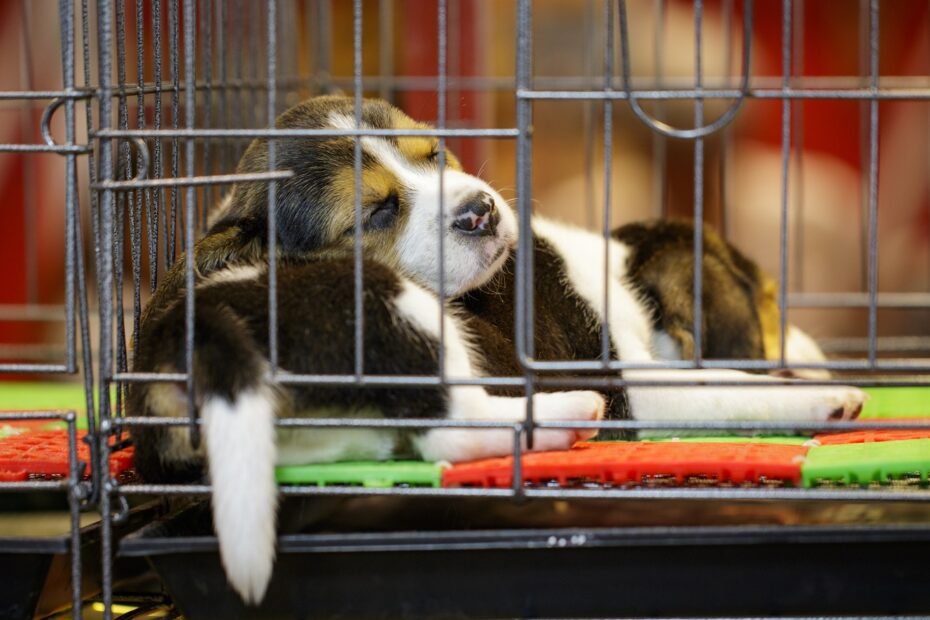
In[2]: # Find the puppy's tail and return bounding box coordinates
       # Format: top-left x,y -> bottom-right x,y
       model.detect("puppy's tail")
194,306 -> 279,605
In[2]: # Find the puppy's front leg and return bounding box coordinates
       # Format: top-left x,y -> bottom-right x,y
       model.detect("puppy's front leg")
395,281 -> 605,462
624,368 -> 866,431
414,389 -> 606,462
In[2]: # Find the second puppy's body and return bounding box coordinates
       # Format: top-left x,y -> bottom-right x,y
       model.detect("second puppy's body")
129,96 -> 864,604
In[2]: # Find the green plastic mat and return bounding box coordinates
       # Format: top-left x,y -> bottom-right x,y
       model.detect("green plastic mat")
0,383 -> 118,431
801,438 -> 930,487
860,387 -> 930,419
275,460 -> 446,487
0,382 -> 87,411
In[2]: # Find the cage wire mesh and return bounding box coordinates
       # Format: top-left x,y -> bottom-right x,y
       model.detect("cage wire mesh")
1,0 -> 930,617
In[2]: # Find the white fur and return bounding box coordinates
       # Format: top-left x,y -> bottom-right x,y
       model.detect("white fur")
784,325 -> 832,380
531,216 -> 866,425
624,368 -> 864,424
415,390 -> 605,463
393,279 -> 605,462
652,330 -> 682,361
532,217 -> 655,361
277,410 -> 397,465
202,388 -> 278,604
198,263 -> 265,288
276,428 -> 396,464
329,112 -> 517,297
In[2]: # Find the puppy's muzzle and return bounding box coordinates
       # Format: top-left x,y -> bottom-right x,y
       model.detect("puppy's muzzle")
452,192 -> 499,237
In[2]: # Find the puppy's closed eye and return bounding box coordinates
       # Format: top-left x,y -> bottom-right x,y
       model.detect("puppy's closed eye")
341,194 -> 400,236
368,194 -> 400,230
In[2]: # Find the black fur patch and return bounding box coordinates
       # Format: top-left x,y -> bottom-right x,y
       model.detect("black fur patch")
457,237 -> 633,438
131,258 -> 450,482
613,219 -> 767,360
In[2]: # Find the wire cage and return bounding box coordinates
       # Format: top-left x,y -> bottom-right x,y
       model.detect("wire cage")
3,0 -> 930,618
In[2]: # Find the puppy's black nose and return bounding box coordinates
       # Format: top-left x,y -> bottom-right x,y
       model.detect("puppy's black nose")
452,192 -> 499,237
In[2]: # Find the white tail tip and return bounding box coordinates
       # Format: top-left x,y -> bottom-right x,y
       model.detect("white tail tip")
202,388 -> 278,604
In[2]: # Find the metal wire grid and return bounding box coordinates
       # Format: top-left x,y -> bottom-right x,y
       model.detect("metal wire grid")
0,2 -> 96,616
0,0 -> 929,618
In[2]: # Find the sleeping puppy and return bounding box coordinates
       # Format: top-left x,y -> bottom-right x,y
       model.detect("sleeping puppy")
129,96 -> 865,604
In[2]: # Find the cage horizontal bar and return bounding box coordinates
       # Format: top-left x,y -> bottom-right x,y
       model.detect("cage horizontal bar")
531,375 -> 930,389
275,373 -> 527,387
519,88 -> 930,101
0,363 -> 70,373
523,487 -> 930,502
108,371 -> 930,388
525,358 -> 930,372
92,74 -> 930,97
94,127 -> 520,139
112,483 -> 930,503
788,292 -> 930,308
116,483 -> 512,498
109,415 -> 930,433
118,74 -> 930,91
0,144 -> 91,154
318,73 -> 930,90
0,480 -> 71,492
0,90 -> 91,100
111,372 -> 189,383
0,411 -> 76,421
92,170 -> 293,191
111,371 -> 527,387
112,416 -> 521,430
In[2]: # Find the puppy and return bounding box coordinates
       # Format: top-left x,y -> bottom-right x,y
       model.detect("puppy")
129,96 -> 865,604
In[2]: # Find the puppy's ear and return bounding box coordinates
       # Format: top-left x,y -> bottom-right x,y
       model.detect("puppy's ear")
209,137 -> 331,254
210,180 -> 330,255
270,180 -> 331,253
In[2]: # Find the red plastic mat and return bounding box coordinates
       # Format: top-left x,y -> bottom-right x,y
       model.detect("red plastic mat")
442,441 -> 808,488
0,430 -> 134,480
814,418 -> 930,446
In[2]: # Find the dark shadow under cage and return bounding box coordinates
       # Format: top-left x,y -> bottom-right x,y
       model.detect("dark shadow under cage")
2,0 -> 930,618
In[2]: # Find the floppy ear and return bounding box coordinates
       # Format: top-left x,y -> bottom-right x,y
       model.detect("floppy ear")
271,180 -> 331,253
208,136 -> 333,255
209,180 -> 330,255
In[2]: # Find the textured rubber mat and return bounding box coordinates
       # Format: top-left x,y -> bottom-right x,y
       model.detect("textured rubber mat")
0,430 -> 134,479
802,439 -> 930,486
275,460 -> 446,487
814,418 -> 930,446
442,441 -> 808,488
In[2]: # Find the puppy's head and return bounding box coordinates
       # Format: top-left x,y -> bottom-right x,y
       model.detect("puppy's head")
211,96 -> 516,297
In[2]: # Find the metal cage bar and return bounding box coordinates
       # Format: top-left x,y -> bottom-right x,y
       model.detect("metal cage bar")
0,1 -> 927,617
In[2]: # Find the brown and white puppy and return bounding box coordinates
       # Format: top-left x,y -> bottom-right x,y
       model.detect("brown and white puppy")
129,96 -> 865,605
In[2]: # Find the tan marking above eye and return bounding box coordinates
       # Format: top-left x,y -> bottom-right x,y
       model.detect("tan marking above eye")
389,108 -> 463,170
328,165 -> 404,239
396,136 -> 437,162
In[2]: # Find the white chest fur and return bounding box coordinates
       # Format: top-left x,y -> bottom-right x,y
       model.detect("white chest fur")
530,216 -> 866,427
531,217 -> 656,362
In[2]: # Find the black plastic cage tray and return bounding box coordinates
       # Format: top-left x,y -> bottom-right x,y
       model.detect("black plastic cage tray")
0,501 -> 163,620
0,534 -> 72,620
119,496 -> 930,619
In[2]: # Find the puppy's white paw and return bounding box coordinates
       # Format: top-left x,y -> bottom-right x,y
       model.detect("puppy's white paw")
822,385 -> 868,421
530,390 -> 605,450
782,385 -> 867,422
